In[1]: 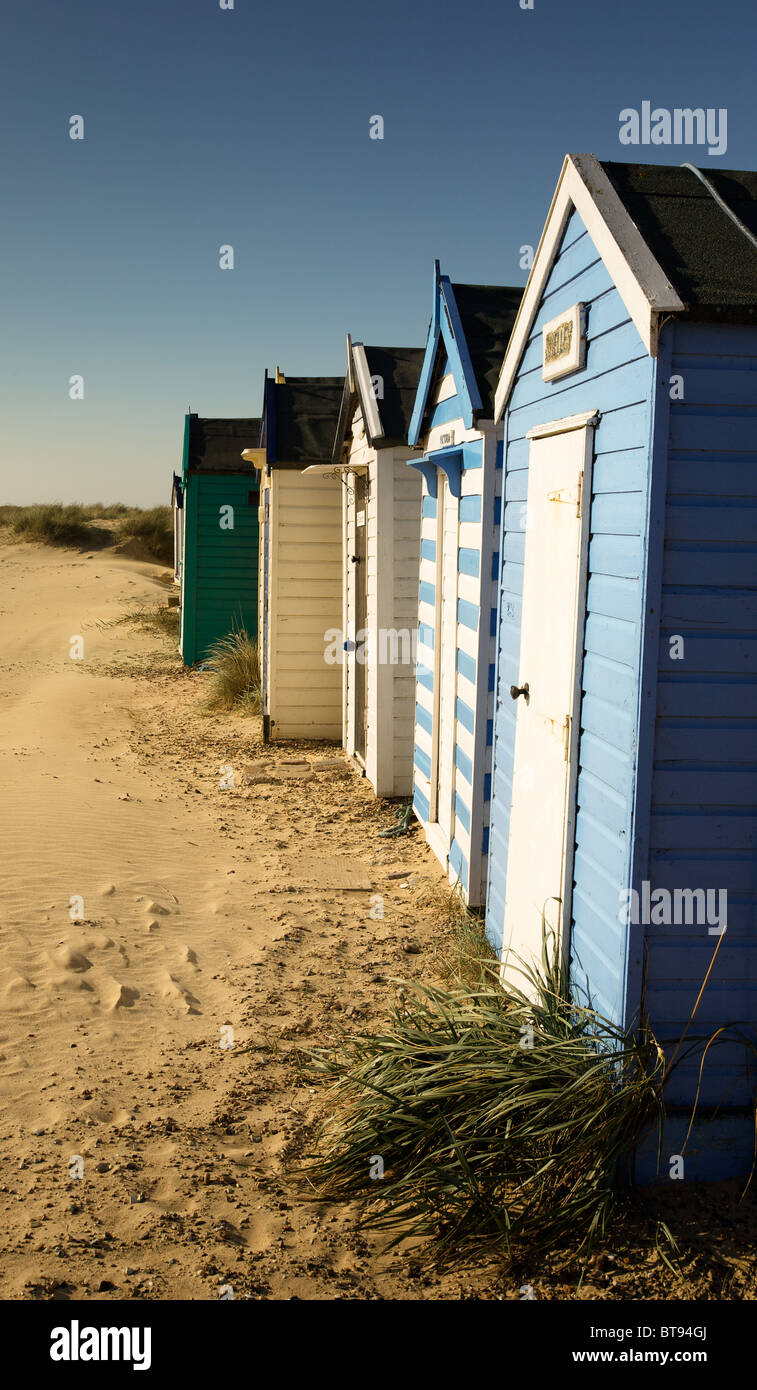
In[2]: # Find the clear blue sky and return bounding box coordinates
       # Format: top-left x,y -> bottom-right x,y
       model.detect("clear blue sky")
2,0 -> 754,504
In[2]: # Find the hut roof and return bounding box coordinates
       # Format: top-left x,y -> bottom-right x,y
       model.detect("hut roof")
186,417 -> 262,474
266,377 -> 344,465
448,284 -> 524,414
600,161 -> 757,322
333,345 -> 425,459
361,346 -> 426,443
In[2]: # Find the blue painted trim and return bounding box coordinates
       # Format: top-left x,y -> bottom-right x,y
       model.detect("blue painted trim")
625,326 -> 672,1033
454,792 -> 471,835
455,744 -> 473,785
484,771 -> 491,802
457,598 -> 479,631
422,495 -> 437,519
428,393 -> 462,427
440,277 -> 484,422
417,663 -> 434,692
421,539 -> 436,562
459,495 -> 482,524
415,702 -> 433,736
408,455 -> 439,497
457,648 -> 476,684
431,445 -> 464,499
486,718 -> 493,746
419,580 -> 436,608
408,260 -> 443,447
456,696 -> 475,734
408,263 -> 484,447
494,495 -> 502,527
482,826 -> 490,856
414,743 -> 432,780
414,786 -> 430,823
488,662 -> 495,693
418,621 -> 434,649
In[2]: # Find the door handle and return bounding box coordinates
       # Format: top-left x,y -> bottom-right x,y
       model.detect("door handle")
509,682 -> 530,702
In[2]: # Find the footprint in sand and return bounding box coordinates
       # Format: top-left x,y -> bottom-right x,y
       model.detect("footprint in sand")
160,973 -> 201,1015
47,944 -> 92,973
99,976 -> 139,1010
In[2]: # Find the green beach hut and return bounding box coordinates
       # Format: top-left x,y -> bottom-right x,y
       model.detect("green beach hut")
178,414 -> 262,665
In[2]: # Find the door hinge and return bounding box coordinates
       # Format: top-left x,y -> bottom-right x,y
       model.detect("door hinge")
563,714 -> 571,761
576,472 -> 583,518
547,478 -> 582,515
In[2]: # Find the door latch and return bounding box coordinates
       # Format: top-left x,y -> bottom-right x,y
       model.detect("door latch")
509,682 -> 530,703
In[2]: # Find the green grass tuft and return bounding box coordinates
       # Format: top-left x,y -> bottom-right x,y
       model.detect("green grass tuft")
301,937 -> 665,1266
202,627 -> 262,715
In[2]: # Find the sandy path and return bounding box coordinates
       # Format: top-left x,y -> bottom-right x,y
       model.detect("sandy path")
1,541 -> 753,1304
0,539 -> 491,1300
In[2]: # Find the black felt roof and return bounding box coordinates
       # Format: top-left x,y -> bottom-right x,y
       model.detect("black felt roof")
186,417 -> 262,474
270,377 -> 345,464
600,161 -> 757,320
361,346 -> 426,443
448,284 -> 523,414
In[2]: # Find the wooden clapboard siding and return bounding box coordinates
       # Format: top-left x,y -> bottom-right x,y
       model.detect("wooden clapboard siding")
179,472 -> 259,665
640,319 -> 757,1114
410,390 -> 499,904
487,208 -> 655,1028
267,469 -> 342,739
342,414 -> 421,796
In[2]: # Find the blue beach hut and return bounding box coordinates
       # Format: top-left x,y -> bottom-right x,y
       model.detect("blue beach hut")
486,154 -> 757,1180
407,266 -> 522,905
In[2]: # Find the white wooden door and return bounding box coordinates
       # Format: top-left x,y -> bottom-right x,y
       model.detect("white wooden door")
502,415 -> 595,981
429,476 -> 457,846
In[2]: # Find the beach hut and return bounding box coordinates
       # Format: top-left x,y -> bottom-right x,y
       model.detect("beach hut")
330,340 -> 425,795
178,415 -> 261,666
171,471 -> 183,586
257,371 -> 345,741
407,265 -> 523,905
486,154 -> 757,1180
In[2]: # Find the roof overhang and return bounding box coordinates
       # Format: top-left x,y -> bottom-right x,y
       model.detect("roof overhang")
240,448 -> 266,467
493,153 -> 686,421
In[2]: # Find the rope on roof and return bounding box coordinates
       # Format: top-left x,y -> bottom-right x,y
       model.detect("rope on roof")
681,162 -> 757,254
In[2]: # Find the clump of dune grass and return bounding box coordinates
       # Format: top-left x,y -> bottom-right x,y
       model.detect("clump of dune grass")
114,506 -> 173,564
301,938 -> 664,1266
0,502 -> 172,558
119,603 -> 179,638
0,502 -> 104,548
419,883 -> 498,987
202,627 -> 262,714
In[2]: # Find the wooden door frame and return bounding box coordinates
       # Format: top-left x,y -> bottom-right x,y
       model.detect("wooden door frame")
515,409 -> 597,966
353,470 -> 368,763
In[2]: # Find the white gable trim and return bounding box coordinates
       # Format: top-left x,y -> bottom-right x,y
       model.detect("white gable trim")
352,342 -> 383,443
494,153 -> 685,421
